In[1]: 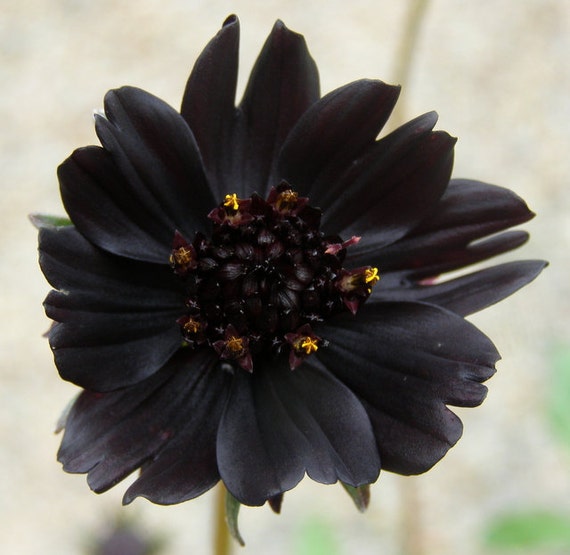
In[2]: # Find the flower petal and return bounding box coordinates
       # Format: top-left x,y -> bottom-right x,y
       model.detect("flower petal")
372,260 -> 547,316
321,115 -> 455,243
417,178 -> 536,239
180,15 -> 240,201
317,302 -> 498,475
59,146 -> 166,262
39,226 -> 183,390
234,20 -> 320,197
349,179 -> 535,271
58,350 -> 228,501
216,359 -> 379,506
61,86 -> 214,262
379,230 -> 534,294
277,80 -> 400,199
123,355 -> 231,505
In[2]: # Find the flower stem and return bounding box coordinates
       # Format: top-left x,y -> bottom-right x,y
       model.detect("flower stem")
391,0 -> 431,128
213,483 -> 232,555
399,476 -> 424,555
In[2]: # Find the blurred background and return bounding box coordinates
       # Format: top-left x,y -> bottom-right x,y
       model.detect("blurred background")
1,0 -> 568,553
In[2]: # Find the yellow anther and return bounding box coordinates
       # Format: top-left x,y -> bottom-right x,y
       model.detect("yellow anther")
170,246 -> 193,267
299,336 -> 319,355
226,336 -> 245,356
365,267 -> 380,285
183,318 -> 202,335
276,189 -> 298,211
223,193 -> 239,211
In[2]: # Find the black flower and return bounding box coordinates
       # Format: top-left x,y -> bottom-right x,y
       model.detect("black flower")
36,15 -> 545,510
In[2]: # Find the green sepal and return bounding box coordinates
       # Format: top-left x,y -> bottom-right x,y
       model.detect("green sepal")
29,213 -> 73,229
341,482 -> 370,513
225,490 -> 245,546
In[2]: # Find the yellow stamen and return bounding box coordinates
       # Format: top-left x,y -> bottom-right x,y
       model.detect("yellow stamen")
276,189 -> 298,211
365,267 -> 380,285
223,193 -> 239,211
299,336 -> 319,355
226,336 -> 245,357
183,318 -> 202,335
170,246 -> 193,267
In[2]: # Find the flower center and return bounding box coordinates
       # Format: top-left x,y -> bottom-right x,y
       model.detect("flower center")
170,183 -> 379,372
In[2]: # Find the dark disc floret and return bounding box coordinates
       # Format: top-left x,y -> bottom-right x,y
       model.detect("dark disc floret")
169,183 -> 380,371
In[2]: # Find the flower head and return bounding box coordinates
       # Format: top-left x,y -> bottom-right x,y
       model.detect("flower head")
36,14 -> 545,516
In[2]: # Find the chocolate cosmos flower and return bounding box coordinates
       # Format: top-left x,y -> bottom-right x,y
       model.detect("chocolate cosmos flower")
37,15 -> 545,511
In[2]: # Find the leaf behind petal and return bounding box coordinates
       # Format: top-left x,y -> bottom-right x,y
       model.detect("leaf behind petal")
226,490 -> 245,546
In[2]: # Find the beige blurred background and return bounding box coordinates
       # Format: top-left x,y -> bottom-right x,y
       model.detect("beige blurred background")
1,0 -> 568,553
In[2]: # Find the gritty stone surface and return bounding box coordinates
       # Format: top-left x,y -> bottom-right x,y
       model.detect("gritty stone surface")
1,1 -> 567,554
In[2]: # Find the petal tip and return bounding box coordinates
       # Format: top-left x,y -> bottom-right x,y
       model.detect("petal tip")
272,19 -> 289,34
420,110 -> 439,129
223,14 -> 239,27
122,490 -> 137,505
269,17 -> 308,44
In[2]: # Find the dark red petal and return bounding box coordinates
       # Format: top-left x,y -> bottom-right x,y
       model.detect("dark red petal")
39,226 -> 184,390
347,179 -> 536,270
322,124 -> 455,244
232,20 -> 320,197
317,302 -> 498,475
372,260 -> 547,316
46,316 -> 181,392
277,80 -> 400,198
378,230 -> 532,290
412,178 -> 536,239
180,15 -> 240,201
216,359 -> 379,506
65,86 -> 214,262
39,226 -> 182,307
58,350 -> 228,501
316,111 -> 438,214
59,147 -> 168,262
123,355 -> 231,505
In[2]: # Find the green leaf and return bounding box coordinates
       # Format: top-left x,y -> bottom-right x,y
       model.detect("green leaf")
295,516 -> 340,555
547,345 -> 570,449
225,491 -> 245,546
29,213 -> 72,229
484,511 -> 570,550
341,482 -> 370,512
